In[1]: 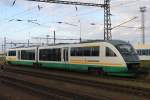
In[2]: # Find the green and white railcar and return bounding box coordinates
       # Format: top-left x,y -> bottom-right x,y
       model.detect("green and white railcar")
7,40 -> 140,76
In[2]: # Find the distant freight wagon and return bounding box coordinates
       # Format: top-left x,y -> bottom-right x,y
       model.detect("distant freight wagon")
6,40 -> 141,77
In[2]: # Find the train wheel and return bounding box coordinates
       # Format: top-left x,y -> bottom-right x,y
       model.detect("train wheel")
88,67 -> 105,75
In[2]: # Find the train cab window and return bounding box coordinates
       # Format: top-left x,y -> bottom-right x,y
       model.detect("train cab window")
106,47 -> 117,57
8,51 -> 16,56
21,50 -> 35,60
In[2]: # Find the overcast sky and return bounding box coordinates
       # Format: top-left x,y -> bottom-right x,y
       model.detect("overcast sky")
0,0 -> 149,49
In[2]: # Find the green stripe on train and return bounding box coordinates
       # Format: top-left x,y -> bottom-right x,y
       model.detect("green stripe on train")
8,61 -> 128,73
8,61 -> 34,66
40,62 -> 127,72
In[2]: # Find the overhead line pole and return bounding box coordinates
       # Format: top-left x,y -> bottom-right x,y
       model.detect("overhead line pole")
4,37 -> 6,53
54,30 -> 56,45
104,0 -> 111,40
140,7 -> 146,44
27,0 -> 112,40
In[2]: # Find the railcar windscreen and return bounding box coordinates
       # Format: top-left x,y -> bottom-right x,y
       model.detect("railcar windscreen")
116,44 -> 137,54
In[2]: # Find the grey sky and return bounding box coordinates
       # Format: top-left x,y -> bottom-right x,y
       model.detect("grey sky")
0,0 -> 149,49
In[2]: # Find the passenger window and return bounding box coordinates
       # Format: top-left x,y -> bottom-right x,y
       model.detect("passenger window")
106,47 -> 117,57
8,51 -> 16,56
91,47 -> 99,56
39,48 -> 61,61
21,50 -> 35,60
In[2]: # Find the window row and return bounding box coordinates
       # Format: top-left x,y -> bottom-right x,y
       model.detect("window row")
8,46 -> 117,61
71,47 -> 99,56
137,49 -> 150,56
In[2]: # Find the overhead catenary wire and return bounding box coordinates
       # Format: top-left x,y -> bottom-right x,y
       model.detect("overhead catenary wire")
0,0 -> 148,48
111,17 -> 138,30
0,3 -> 52,33
0,0 -> 142,34
0,0 -> 141,24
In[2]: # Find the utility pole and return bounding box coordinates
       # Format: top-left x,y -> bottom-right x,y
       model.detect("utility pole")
1,44 -> 4,52
28,39 -> 30,47
54,30 -> 56,45
140,6 -> 146,44
11,41 -> 13,48
79,20 -> 82,42
104,0 -> 111,40
28,32 -> 30,47
46,35 -> 50,45
4,37 -> 6,53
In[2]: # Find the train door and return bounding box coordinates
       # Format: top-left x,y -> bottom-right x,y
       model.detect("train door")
17,50 -> 21,60
63,48 -> 69,63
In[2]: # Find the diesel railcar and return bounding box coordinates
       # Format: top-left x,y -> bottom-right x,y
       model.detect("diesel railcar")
6,40 -> 140,76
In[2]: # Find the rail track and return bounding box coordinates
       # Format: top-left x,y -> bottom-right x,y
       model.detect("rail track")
1,65 -> 150,99
0,66 -> 113,100
3,64 -> 150,85
1,75 -> 102,100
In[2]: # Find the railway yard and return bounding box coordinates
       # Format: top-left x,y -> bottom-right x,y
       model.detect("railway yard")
0,65 -> 150,100
0,0 -> 150,100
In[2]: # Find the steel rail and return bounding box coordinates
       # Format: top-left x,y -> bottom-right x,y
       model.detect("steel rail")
0,75 -> 102,100
3,66 -> 150,98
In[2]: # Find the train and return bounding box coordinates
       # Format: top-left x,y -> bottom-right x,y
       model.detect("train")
134,43 -> 150,68
6,40 -> 141,77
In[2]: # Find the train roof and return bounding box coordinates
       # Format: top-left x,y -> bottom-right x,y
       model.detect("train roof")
39,40 -> 129,47
80,40 -> 128,45
7,40 -> 129,50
